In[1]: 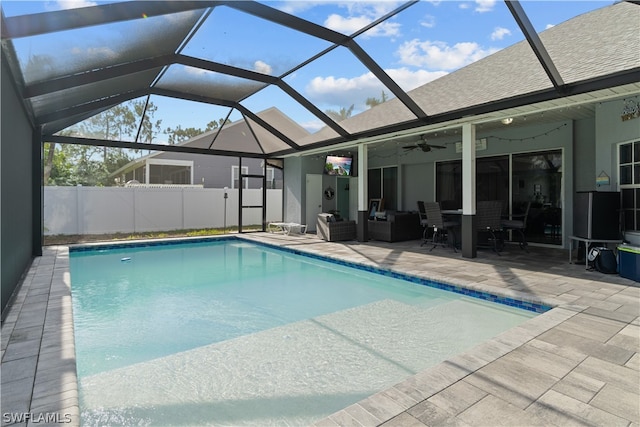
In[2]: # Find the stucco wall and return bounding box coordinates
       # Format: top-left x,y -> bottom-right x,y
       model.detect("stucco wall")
1,54 -> 36,312
595,95 -> 640,191
573,118 -> 597,192
595,95 -> 640,244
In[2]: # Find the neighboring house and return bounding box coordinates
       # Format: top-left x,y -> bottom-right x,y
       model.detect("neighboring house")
111,107 -> 308,189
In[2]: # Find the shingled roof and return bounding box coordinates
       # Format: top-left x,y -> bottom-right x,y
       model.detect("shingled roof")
298,1 -> 640,151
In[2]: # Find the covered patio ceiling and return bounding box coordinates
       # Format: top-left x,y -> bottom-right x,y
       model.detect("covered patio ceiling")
2,1 -> 639,159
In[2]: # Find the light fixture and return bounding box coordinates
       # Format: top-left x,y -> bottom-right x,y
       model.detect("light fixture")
501,117 -> 513,125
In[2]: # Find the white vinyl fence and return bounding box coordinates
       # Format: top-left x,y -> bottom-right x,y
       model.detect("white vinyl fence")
44,186 -> 283,235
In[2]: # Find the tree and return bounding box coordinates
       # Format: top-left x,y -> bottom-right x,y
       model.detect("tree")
366,91 -> 388,108
325,104 -> 354,122
164,118 -> 233,145
164,125 -> 205,145
133,100 -> 162,144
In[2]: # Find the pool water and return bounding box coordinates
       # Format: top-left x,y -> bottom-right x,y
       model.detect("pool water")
70,239 -> 536,426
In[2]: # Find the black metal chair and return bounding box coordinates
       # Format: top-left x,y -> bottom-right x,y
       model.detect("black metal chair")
423,202 -> 458,252
502,201 -> 530,252
476,200 -> 504,254
416,201 -> 430,245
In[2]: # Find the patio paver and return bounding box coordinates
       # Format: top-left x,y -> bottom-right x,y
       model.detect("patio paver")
1,233 -> 638,427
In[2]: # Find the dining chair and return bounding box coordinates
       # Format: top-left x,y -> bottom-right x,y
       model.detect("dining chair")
423,202 -> 458,252
416,201 -> 430,245
476,200 -> 504,254
501,201 -> 530,252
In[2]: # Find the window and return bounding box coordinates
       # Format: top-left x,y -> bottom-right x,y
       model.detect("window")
619,140 -> 640,232
232,165 -> 249,189
146,159 -> 192,185
368,166 -> 397,210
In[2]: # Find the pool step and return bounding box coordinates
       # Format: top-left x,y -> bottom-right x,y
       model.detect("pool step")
79,298 -> 530,426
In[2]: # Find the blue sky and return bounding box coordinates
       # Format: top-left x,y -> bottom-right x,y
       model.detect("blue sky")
5,0 -> 614,142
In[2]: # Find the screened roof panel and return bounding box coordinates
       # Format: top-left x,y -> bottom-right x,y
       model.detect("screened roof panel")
356,0 -> 520,93
145,95 -> 242,145
282,45 -> 415,128
247,113 -> 298,153
155,65 -> 267,103
208,120 -> 264,154
30,68 -> 162,118
408,42 -> 550,117
182,5 -> 332,77
61,96 -> 149,142
241,84 -> 340,140
12,9 -> 204,85
269,1 -> 399,35
1,1 -> 638,158
537,3 -> 640,84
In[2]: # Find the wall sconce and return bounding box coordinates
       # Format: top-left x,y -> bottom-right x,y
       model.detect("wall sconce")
501,117 -> 513,125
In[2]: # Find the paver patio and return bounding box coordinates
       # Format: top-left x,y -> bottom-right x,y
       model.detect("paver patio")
1,234 -> 638,426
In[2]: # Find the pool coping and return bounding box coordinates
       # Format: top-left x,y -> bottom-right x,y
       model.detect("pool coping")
1,235 -> 636,426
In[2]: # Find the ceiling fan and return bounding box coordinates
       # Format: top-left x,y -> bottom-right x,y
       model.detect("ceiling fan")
402,136 -> 446,152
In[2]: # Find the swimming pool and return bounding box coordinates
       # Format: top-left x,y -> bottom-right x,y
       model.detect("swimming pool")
70,237 -> 544,426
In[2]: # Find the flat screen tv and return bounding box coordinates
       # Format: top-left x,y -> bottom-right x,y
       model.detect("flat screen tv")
324,155 -> 353,176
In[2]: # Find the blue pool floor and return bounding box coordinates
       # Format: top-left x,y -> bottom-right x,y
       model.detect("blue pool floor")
1,234 -> 638,427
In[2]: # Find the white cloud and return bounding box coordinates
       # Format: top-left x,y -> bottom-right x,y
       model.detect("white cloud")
361,21 -> 402,38
324,14 -> 372,34
253,60 -> 272,75
459,3 -> 471,10
545,24 -> 555,30
397,39 -> 497,70
306,73 -> 383,110
386,67 -> 448,91
420,15 -> 436,29
475,0 -> 496,13
324,7 -> 401,38
304,67 -> 447,111
491,27 -> 511,41
55,0 -> 97,10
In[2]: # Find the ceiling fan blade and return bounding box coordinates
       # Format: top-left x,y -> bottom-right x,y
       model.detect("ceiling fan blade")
429,144 -> 446,149
402,145 -> 417,150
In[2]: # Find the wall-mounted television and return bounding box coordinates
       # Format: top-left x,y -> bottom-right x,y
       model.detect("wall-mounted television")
324,155 -> 353,176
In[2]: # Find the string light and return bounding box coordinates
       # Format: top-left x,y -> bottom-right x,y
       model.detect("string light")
485,123 -> 567,143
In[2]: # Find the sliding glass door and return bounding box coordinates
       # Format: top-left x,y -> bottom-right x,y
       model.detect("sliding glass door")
435,149 -> 562,245
512,150 -> 562,244
435,156 -> 508,210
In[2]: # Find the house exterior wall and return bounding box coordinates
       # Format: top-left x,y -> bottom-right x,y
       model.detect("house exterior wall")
595,95 -> 640,244
1,55 -> 36,312
287,119 -> 580,248
595,96 -> 640,191
573,117 -> 597,192
125,152 -> 283,189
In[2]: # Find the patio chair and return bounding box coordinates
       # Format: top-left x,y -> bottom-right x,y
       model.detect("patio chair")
316,213 -> 356,242
501,201 -> 530,252
416,201 -> 430,245
476,200 -> 505,254
423,202 -> 458,252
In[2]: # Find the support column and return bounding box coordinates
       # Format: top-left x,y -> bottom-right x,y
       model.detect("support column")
461,123 -> 477,258
357,144 -> 368,242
